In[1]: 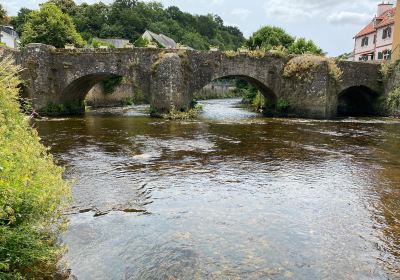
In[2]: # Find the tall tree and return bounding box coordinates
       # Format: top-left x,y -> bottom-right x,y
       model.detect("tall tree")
288,38 -> 324,55
247,26 -> 295,50
21,3 -> 85,48
10,8 -> 33,35
47,0 -> 77,14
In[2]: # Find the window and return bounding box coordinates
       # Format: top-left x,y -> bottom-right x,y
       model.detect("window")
361,36 -> 369,47
383,50 -> 392,60
378,51 -> 383,59
382,27 -> 392,39
373,34 -> 377,44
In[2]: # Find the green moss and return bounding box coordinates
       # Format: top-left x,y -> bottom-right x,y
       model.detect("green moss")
40,101 -> 85,116
0,57 -> 71,279
102,76 -> 123,94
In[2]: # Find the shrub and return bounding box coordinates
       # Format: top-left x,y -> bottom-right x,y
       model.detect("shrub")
387,86 -> 400,116
90,38 -> 116,49
121,97 -> 134,106
381,59 -> 400,82
283,54 -> 342,83
0,56 -> 71,278
251,92 -> 265,110
277,98 -> 290,113
40,100 -> 85,116
161,105 -> 203,120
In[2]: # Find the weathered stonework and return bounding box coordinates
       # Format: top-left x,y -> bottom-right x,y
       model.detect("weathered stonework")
4,43 -> 384,118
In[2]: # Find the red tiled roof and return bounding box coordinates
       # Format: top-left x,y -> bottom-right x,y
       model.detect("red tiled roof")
355,7 -> 396,38
355,22 -> 375,37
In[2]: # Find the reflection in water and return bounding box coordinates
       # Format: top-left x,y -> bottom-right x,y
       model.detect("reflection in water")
36,99 -> 400,279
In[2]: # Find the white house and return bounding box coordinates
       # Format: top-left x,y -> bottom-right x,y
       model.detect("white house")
353,2 -> 396,61
0,26 -> 19,49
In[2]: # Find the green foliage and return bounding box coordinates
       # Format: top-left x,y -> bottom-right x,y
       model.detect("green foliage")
381,59 -> 400,82
161,105 -> 203,120
90,38 -> 116,49
387,86 -> 400,116
247,26 -> 295,51
252,92 -> 265,111
246,26 -> 324,55
102,76 -> 123,94
132,87 -> 145,104
0,4 -> 7,24
287,38 -> 324,55
15,1 -> 245,51
40,100 -> 85,116
121,97 -> 134,106
10,8 -> 33,36
235,79 -> 258,104
0,57 -> 71,279
277,98 -> 290,113
20,3 -> 85,48
134,36 -> 150,47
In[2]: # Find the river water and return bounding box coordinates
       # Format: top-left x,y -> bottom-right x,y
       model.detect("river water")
36,99 -> 400,280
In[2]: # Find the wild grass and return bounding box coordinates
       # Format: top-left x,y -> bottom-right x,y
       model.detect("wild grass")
0,56 -> 71,279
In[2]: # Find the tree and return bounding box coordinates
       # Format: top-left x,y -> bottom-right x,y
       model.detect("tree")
10,8 -> 33,35
47,0 -> 76,14
0,4 -> 7,24
247,26 -> 295,50
287,37 -> 324,55
21,3 -> 85,48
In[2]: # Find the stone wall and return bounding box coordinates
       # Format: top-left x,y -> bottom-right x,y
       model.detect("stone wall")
6,44 -> 384,119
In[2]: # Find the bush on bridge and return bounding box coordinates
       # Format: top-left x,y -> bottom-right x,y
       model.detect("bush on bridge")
283,54 -> 342,83
0,56 -> 71,279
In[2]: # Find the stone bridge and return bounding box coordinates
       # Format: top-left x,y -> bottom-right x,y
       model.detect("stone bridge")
3,43 -> 384,118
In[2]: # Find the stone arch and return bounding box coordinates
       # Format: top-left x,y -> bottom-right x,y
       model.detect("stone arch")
61,72 -> 123,103
337,85 -> 379,117
194,74 -> 278,106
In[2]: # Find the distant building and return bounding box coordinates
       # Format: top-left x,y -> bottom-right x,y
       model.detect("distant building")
353,2 -> 396,62
142,30 -> 177,49
354,2 -> 396,62
94,38 -> 130,48
0,26 -> 19,49
393,0 -> 400,59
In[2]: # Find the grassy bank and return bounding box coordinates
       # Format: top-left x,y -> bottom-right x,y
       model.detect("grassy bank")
0,57 -> 71,279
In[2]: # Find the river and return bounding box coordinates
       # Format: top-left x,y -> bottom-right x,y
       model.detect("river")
36,98 -> 400,280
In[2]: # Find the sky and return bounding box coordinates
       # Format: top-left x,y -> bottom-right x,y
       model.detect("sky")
1,0 -> 391,56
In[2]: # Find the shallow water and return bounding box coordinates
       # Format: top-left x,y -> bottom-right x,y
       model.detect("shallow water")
36,99 -> 400,280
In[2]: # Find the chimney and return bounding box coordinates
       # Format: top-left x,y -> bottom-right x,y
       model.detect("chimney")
377,1 -> 393,16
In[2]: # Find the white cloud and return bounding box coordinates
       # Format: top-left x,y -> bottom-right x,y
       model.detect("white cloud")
263,0 -> 378,23
231,8 -> 251,21
327,11 -> 372,26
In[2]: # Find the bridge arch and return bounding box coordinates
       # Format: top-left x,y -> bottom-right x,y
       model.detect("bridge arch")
337,85 -> 379,117
193,74 -> 278,109
60,72 -> 124,104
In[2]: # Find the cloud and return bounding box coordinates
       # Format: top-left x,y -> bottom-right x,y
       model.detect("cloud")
327,11 -> 372,26
231,8 -> 251,21
263,0 -> 377,22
